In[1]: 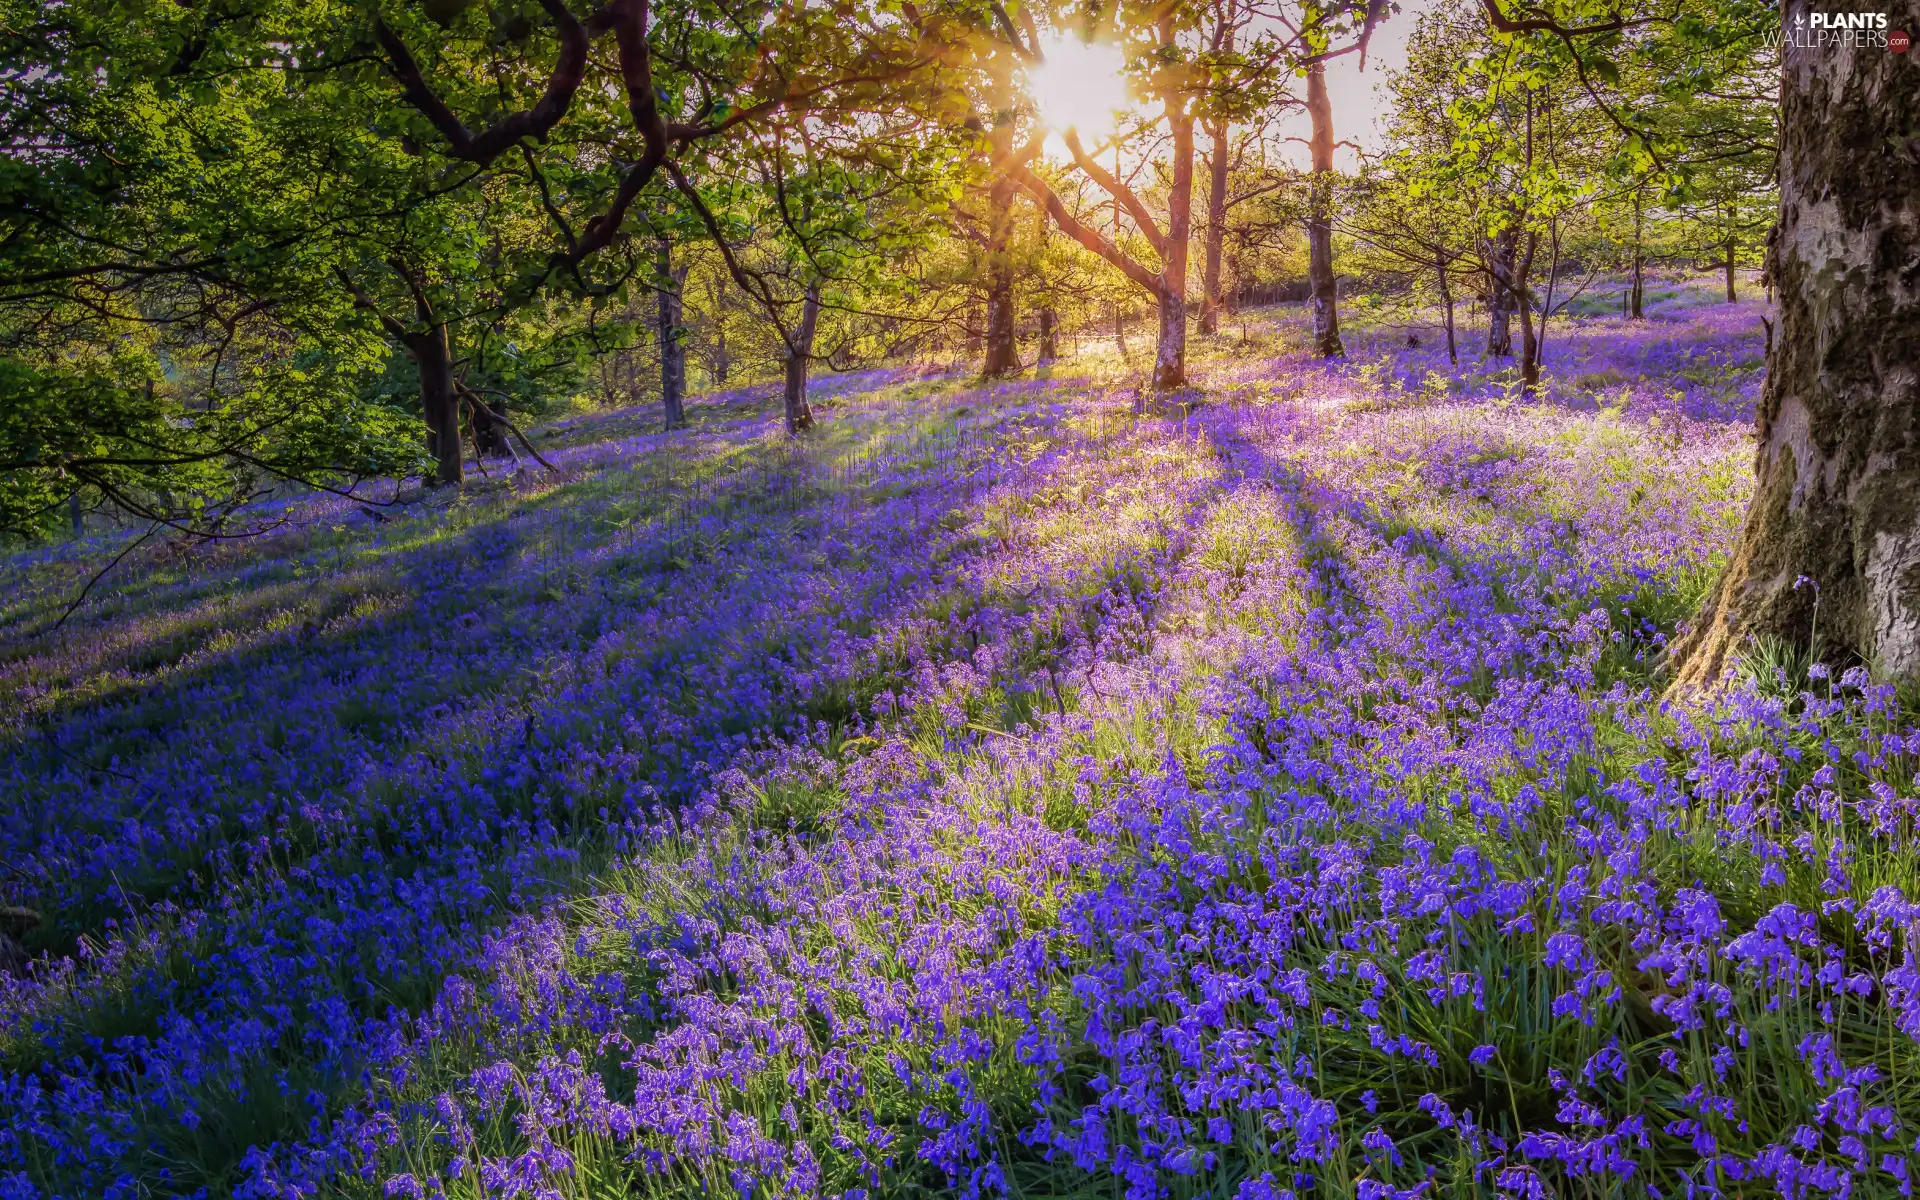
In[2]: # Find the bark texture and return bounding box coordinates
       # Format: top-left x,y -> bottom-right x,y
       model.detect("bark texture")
1199,120 -> 1230,336
982,84 -> 1020,377
982,267 -> 1018,376
1155,292 -> 1189,390
1038,308 -> 1058,362
1670,4 -> 1920,687
1153,96 -> 1194,390
408,323 -> 463,487
782,283 -> 821,434
1483,228 -> 1515,357
657,239 -> 688,430
1629,194 -> 1646,318
1514,230 -> 1540,390
1305,61 -> 1342,358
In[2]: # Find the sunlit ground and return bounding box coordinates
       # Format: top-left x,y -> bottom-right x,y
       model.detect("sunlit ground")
17,280 -> 1909,1200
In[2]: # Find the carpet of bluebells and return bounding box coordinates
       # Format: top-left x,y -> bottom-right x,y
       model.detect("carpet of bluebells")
9,280 -> 1920,1200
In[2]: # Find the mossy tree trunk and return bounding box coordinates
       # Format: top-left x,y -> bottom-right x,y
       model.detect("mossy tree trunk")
1670,5 -> 1920,687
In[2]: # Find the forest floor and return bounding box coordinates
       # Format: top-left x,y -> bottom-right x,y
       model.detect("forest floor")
9,278 -> 1918,1200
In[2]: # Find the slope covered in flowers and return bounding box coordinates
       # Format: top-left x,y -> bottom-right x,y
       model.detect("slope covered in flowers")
8,284 -> 1917,1200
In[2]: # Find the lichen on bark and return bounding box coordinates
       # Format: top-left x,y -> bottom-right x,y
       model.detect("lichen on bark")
1669,4 -> 1920,688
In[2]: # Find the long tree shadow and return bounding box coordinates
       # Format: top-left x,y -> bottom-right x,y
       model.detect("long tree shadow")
0,370 -> 1173,1197
1184,389 -> 1674,703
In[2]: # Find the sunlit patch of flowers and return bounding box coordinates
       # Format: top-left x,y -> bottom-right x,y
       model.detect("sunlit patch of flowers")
10,294 -> 1917,1200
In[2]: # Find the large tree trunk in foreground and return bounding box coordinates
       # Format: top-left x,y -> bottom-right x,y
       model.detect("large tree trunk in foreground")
657,239 -> 688,430
1305,61 -> 1342,358
782,283 -> 821,434
409,323 -> 462,487
1670,1 -> 1920,687
1200,119 -> 1230,336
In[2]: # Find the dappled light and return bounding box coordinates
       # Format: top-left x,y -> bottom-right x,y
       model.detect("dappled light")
8,0 -> 1920,1194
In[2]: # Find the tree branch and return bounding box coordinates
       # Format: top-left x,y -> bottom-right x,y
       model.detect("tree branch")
375,0 -> 594,168
998,146 -> 1164,296
1062,130 -> 1168,258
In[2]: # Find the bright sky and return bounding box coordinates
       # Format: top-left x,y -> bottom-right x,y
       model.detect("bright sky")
1025,36 -> 1132,144
1280,0 -> 1436,166
1024,0 -> 1434,173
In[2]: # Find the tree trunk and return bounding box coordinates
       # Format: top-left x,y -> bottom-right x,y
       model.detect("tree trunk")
1485,229 -> 1515,357
1724,234 -> 1737,303
471,399 -> 510,459
783,283 -> 821,434
982,266 -> 1018,376
1151,98 -> 1195,390
1669,1 -> 1920,687
657,239 -> 688,430
1305,61 -> 1343,358
1514,231 -> 1540,391
1154,291 -> 1188,391
1114,303 -> 1127,355
980,52 -> 1021,376
409,323 -> 462,487
981,109 -> 1020,376
1200,117 -> 1230,336
1038,308 -> 1058,362
1437,250 -> 1457,365
1149,83 -> 1196,391
1629,193 -> 1645,318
